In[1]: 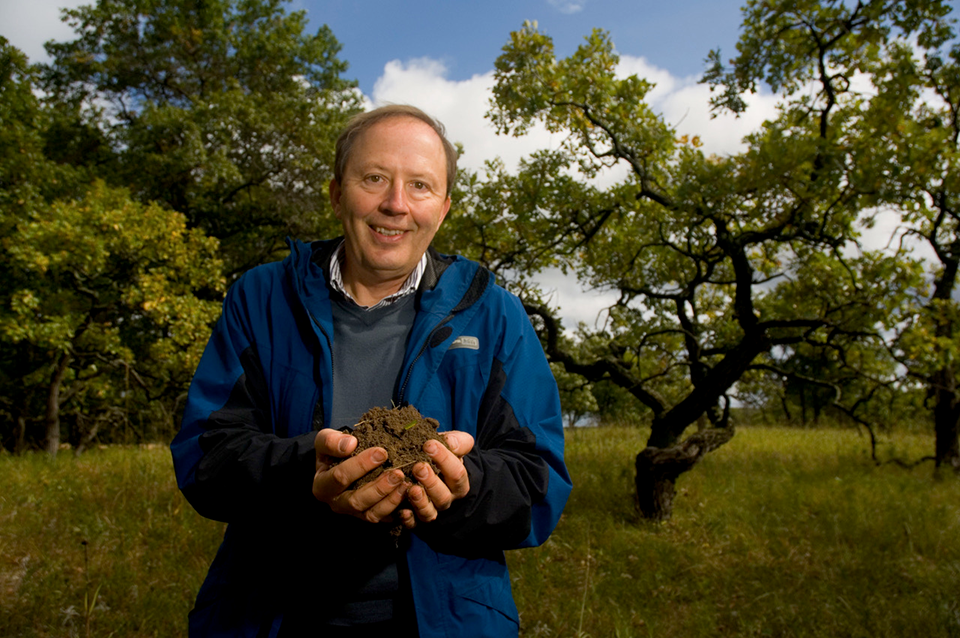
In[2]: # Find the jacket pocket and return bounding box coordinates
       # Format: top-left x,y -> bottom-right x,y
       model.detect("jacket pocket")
439,552 -> 520,630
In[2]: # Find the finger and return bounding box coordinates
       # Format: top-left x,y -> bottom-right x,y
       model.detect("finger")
313,447 -> 387,502
440,431 -> 475,458
413,462 -> 454,512
405,483 -> 438,523
340,470 -> 408,522
315,429 -> 357,467
425,439 -> 470,499
398,508 -> 417,529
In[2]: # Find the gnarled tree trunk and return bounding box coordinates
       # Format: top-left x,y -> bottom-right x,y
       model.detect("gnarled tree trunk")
635,426 -> 735,521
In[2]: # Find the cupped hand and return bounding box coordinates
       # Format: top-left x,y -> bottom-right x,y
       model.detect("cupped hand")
313,429 -> 410,524
399,430 -> 475,528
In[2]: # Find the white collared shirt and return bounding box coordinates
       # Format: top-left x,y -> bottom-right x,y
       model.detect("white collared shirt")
328,241 -> 427,310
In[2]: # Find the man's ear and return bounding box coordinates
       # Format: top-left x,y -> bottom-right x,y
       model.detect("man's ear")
330,179 -> 342,218
437,196 -> 451,227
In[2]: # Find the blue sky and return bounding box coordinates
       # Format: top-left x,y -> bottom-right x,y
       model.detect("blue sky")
0,0 -> 747,92
303,0 -> 746,95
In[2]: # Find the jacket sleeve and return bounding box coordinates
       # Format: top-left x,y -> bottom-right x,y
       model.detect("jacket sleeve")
415,296 -> 572,556
170,277 -> 319,523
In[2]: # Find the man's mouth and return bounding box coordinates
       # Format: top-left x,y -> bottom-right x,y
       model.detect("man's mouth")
373,226 -> 405,237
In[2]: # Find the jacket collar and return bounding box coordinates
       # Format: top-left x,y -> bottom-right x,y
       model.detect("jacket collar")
283,237 -> 490,318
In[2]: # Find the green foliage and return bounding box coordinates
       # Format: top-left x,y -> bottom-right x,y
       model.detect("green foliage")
706,0 -> 960,467
704,0 -> 955,114
0,181 -> 223,452
0,39 -> 45,213
1,0 -> 362,452
39,0 -> 361,273
478,14 -> 942,455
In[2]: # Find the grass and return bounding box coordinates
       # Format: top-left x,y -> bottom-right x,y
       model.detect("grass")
1,427 -> 958,637
509,426 -> 960,637
0,445 -> 224,637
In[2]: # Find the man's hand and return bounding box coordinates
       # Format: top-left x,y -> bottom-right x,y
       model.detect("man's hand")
399,430 -> 474,528
313,429 -> 409,524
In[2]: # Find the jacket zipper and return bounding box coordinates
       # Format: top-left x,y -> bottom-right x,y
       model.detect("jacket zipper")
308,311 -> 333,429
397,315 -> 454,405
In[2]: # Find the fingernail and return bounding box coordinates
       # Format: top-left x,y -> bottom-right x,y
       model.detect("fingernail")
372,449 -> 387,463
415,464 -> 429,480
424,440 -> 438,455
338,437 -> 352,454
388,471 -> 402,486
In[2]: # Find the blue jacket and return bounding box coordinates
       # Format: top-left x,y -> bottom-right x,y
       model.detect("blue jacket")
171,238 -> 572,637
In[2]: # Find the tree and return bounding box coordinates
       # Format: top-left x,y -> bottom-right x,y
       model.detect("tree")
39,0 -> 361,275
710,0 -> 959,472
451,4 -> 948,520
0,38 -> 98,452
872,27 -> 960,472
0,181 -> 223,457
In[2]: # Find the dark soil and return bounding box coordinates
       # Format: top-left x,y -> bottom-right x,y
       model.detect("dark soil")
332,405 -> 450,537
340,404 -> 449,491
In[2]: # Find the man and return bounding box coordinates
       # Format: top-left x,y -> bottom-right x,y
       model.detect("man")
171,105 -> 571,638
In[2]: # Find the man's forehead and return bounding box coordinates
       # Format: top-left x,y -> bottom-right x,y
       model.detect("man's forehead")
361,115 -> 443,144
347,118 -> 446,169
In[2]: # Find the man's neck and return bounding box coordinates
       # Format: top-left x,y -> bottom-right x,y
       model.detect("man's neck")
342,272 -> 408,307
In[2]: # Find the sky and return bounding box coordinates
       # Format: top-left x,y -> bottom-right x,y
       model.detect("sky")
0,0 -> 939,327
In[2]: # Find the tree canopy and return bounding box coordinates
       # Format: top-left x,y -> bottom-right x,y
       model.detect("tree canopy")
39,0 -> 361,274
0,0 -> 359,453
441,0 -> 958,518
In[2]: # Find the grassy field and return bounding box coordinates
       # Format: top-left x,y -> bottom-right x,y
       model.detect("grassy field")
1,427 -> 958,637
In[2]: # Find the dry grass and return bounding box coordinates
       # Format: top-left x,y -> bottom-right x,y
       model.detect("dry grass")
2,427 -> 958,637
509,426 -> 960,637
0,446 -> 223,637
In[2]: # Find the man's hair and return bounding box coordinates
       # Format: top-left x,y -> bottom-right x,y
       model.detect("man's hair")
334,104 -> 458,197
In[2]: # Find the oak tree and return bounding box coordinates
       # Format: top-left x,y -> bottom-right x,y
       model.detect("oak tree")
0,181 -> 223,456
712,0 -> 959,471
454,2 -> 951,519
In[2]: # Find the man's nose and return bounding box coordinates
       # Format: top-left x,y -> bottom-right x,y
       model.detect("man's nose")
381,181 -> 410,214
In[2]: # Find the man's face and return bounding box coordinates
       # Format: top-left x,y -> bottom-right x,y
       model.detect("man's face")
330,116 -> 451,292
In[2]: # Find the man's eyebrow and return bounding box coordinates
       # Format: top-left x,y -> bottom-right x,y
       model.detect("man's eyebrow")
352,162 -> 441,181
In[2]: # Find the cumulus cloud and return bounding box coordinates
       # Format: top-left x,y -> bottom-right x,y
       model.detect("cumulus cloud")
615,54 -> 779,157
370,57 -> 565,175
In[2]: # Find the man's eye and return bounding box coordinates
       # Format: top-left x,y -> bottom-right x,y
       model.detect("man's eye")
412,181 -> 427,190
366,175 -> 382,183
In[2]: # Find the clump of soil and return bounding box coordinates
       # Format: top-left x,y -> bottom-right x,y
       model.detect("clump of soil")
341,404 -> 450,491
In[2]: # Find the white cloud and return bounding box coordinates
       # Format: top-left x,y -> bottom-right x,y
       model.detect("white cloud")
370,57 -> 564,175
536,267 -> 616,332
615,54 -> 779,157
547,0 -> 586,15
0,0 -> 86,64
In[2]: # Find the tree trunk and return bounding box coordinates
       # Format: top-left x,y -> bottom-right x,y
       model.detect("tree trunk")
634,426 -> 735,521
927,249 -> 960,472
933,375 -> 960,473
634,460 -> 677,522
14,414 -> 27,455
44,352 -> 72,459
